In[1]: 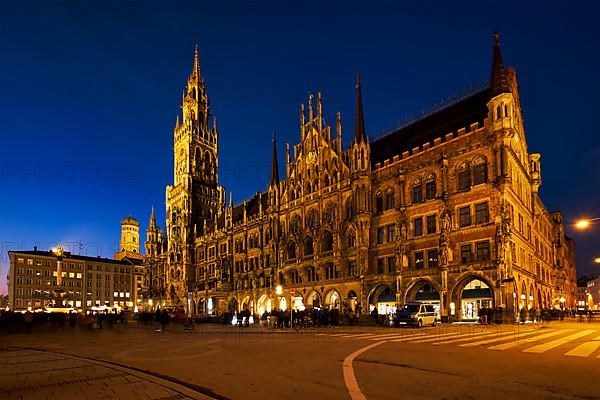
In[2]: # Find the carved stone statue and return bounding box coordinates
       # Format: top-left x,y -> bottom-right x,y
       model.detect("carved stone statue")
440,208 -> 451,233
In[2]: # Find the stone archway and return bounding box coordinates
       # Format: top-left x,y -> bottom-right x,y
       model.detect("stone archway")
346,290 -> 358,312
324,289 -> 342,309
257,294 -> 272,317
368,284 -> 395,314
240,295 -> 251,312
306,290 -> 322,308
405,280 -> 441,303
451,275 -> 494,321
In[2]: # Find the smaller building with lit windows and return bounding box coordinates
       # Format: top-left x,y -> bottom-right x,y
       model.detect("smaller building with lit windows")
7,247 -> 142,313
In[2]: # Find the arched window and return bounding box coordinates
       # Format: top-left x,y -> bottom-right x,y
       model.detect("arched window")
457,162 -> 471,191
307,266 -> 318,282
473,157 -> 488,185
347,230 -> 356,248
291,269 -> 302,284
412,178 -> 423,203
375,191 -> 384,213
425,173 -> 436,200
346,198 -> 354,219
322,231 -> 334,254
304,237 -> 314,257
323,205 -> 335,224
291,216 -> 301,234
287,242 -> 296,261
385,189 -> 395,210
325,264 -> 337,280
307,210 -> 319,229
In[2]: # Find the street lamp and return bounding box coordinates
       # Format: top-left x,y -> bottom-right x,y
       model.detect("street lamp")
575,217 -> 600,230
594,257 -> 600,264
49,245 -> 68,310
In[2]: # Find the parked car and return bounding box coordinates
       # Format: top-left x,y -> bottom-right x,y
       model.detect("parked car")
394,302 -> 437,328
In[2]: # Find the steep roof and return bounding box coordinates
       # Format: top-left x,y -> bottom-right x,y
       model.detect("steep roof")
370,88 -> 490,166
232,192 -> 269,225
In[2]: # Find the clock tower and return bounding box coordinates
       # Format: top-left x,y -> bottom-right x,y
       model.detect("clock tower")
165,46 -> 225,305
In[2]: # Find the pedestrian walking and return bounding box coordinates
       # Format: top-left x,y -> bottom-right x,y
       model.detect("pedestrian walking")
155,307 -> 162,332
161,309 -> 169,331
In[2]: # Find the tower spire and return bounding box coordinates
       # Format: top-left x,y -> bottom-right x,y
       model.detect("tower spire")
354,74 -> 367,144
490,32 -> 511,97
270,131 -> 280,186
192,44 -> 201,79
149,206 -> 156,228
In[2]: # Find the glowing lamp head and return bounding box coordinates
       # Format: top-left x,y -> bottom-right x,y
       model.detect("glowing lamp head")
594,257 -> 600,264
52,245 -> 64,257
575,219 -> 591,229
275,285 -> 283,296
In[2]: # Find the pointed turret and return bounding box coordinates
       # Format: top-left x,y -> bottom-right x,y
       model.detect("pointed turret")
270,132 -> 280,187
490,33 -> 511,97
354,74 -> 367,144
192,44 -> 201,79
149,206 -> 156,228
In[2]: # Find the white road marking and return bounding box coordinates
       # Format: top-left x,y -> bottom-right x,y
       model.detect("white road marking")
431,329 -> 518,345
349,333 -> 379,339
474,329 -> 567,350
408,331 -> 471,344
343,341 -> 387,400
370,331 -> 435,341
565,336 -> 600,357
523,330 -> 597,354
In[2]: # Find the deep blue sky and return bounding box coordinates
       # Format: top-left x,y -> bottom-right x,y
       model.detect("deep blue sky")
1,0 -> 599,294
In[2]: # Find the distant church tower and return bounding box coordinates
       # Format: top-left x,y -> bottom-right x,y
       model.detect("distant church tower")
115,216 -> 144,261
165,46 -> 225,304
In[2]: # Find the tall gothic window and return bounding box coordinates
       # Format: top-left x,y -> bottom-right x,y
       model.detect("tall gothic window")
473,158 -> 488,185
425,174 -> 436,200
412,180 -> 423,203
375,192 -> 384,213
385,191 -> 395,210
457,162 -> 471,191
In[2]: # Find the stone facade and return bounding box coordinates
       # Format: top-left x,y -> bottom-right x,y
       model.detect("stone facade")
142,35 -> 577,321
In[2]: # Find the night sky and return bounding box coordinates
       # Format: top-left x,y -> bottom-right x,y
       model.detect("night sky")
1,0 -> 599,294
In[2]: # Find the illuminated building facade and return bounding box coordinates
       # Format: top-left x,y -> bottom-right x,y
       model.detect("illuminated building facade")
144,35 -> 577,321
7,248 -> 142,312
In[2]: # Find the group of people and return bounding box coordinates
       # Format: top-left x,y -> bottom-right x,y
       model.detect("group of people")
154,307 -> 170,332
518,307 -> 573,323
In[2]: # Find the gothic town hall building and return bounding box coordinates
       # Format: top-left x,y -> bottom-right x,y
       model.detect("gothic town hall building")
142,35 -> 577,322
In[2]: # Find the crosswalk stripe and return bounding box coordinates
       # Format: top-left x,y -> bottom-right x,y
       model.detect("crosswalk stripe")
431,329 -> 519,345
350,333 -> 379,338
392,330 -> 469,343
408,331 -> 479,344
523,329 -> 597,354
486,329 -> 568,350
369,331 -> 434,341
565,336 -> 600,357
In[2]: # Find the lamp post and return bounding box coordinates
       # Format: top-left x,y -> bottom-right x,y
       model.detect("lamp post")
52,245 -> 65,309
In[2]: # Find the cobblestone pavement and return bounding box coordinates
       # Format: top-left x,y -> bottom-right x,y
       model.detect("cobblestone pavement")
0,348 -> 214,400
